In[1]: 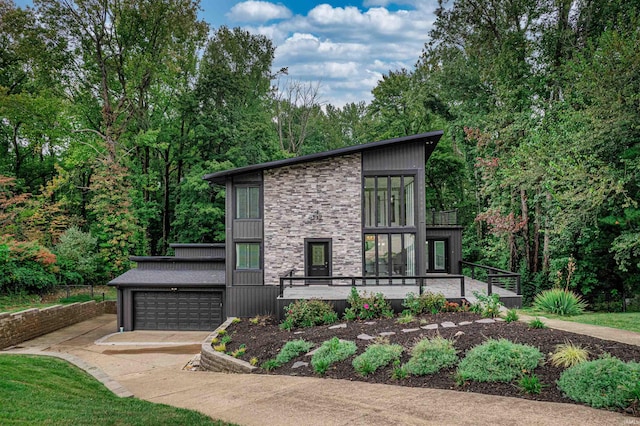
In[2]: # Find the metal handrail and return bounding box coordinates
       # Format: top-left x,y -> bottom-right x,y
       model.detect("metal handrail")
460,260 -> 521,295
278,274 -> 465,298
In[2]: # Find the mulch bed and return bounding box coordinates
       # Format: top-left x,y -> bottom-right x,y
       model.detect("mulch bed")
223,312 -> 640,415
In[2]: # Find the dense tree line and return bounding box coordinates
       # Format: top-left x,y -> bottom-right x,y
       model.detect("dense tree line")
0,0 -> 638,310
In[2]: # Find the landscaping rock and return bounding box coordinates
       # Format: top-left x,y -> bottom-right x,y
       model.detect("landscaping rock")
357,334 -> 375,340
292,361 -> 308,369
458,321 -> 473,326
294,331 -> 305,335
328,323 -> 347,329
364,322 -> 376,325
440,321 -> 457,328
454,331 -> 465,337
379,332 -> 396,337
401,328 -> 420,333
421,324 -> 438,330
475,318 -> 496,324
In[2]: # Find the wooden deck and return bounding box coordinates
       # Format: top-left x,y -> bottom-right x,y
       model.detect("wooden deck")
278,276 -> 521,308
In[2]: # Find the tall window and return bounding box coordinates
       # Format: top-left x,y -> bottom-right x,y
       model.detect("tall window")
364,233 -> 415,276
236,243 -> 260,269
236,186 -> 260,219
364,176 -> 414,228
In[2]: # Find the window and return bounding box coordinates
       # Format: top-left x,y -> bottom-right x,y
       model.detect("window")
236,186 -> 260,219
364,175 -> 415,228
235,243 -> 260,269
364,233 -> 415,277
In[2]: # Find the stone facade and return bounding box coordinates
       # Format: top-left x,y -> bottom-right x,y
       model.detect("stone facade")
263,153 -> 362,286
0,300 -> 116,349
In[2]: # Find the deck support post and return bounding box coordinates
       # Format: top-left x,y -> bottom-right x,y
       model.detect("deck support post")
487,276 -> 493,295
460,276 -> 465,298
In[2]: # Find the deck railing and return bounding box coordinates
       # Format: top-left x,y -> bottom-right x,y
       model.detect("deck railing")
459,261 -> 521,295
278,273 -> 465,298
426,209 -> 459,226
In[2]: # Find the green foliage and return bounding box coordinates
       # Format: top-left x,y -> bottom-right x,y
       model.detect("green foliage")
549,342 -> 589,368
260,359 -> 280,371
518,375 -> 543,395
533,288 -> 587,316
352,344 -> 403,376
528,318 -> 547,329
457,339 -> 544,383
0,236 -> 57,294
343,288 -> 394,321
404,336 -> 458,376
274,340 -> 314,366
402,292 -> 447,315
54,226 -> 100,285
503,309 -> 519,323
311,337 -> 357,375
470,291 -> 503,318
396,312 -> 415,324
557,357 -> 640,409
280,299 -> 338,330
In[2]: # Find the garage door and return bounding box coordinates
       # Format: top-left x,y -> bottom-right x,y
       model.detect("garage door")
133,291 -> 222,330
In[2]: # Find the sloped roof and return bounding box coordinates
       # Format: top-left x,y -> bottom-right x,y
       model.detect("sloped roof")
108,269 -> 225,287
203,130 -> 444,184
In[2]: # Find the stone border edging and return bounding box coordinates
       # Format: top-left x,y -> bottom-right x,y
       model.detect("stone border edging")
0,350 -> 133,398
200,317 -> 257,373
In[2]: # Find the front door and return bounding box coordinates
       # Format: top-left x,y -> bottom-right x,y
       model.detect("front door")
306,239 -> 331,280
426,239 -> 448,273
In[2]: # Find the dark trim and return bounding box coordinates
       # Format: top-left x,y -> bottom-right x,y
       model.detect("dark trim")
362,169 -> 419,176
169,243 -> 225,248
426,237 -> 449,273
204,131 -> 443,183
129,256 -> 224,262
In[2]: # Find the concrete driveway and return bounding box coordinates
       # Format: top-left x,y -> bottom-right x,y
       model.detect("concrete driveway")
1,314 -> 633,426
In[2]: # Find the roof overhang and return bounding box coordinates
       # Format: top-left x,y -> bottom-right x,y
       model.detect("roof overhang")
108,269 -> 225,287
203,130 -> 444,184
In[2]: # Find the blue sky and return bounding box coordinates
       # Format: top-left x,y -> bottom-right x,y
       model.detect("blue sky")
13,0 -> 440,106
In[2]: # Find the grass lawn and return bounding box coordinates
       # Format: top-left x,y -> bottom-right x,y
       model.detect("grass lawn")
0,286 -> 116,313
0,355 -> 234,425
521,308 -> 640,333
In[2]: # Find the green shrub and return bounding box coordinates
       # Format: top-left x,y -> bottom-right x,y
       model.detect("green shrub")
54,226 -> 101,285
528,317 -> 547,329
549,341 -> 589,368
352,344 -> 403,376
404,336 -> 458,376
280,299 -> 338,330
503,309 -> 519,323
518,374 -> 543,394
470,291 -> 503,318
557,356 -> 640,409
343,288 -> 394,320
533,288 -> 587,316
311,337 -> 357,375
402,292 -> 447,315
457,339 -> 544,382
274,340 -> 314,365
260,359 -> 280,371
396,312 -> 414,324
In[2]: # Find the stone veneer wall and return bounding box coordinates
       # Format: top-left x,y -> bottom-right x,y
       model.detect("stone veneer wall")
263,153 -> 362,286
0,301 -> 116,349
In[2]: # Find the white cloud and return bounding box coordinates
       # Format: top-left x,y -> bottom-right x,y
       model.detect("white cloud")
227,1 -> 439,107
227,1 -> 292,23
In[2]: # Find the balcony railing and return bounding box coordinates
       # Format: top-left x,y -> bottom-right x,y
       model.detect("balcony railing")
426,209 -> 458,226
460,261 -> 521,295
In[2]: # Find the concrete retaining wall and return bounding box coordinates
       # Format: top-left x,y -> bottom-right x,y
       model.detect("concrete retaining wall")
0,300 -> 116,349
200,317 -> 257,373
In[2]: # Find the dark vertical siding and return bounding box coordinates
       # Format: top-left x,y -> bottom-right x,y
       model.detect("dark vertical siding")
226,286 -> 279,317
233,220 -> 263,239
232,270 -> 263,285
426,227 -> 463,274
172,244 -> 225,257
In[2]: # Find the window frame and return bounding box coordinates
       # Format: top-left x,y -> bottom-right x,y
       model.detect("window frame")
235,185 -> 261,219
235,242 -> 261,270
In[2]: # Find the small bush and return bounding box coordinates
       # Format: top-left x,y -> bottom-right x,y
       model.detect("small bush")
311,337 -> 357,375
343,288 -> 394,320
274,340 -> 314,365
213,343 -> 226,352
261,359 -> 280,371
470,291 -> 503,318
230,344 -> 246,358
231,317 -> 241,324
220,335 -> 232,344
549,342 -> 589,368
457,339 -> 544,383
533,288 -> 587,316
557,356 -> 640,409
249,357 -> 259,366
352,344 -> 403,376
280,299 -> 338,330
396,312 -> 414,324
503,309 -> 519,323
528,317 -> 547,329
519,374 -> 543,394
402,292 -> 447,315
404,336 -> 458,376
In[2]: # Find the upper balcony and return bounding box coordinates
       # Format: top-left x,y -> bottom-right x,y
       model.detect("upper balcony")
426,209 -> 459,227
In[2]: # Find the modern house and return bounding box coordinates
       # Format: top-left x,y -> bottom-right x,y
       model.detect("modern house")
110,131 -> 520,331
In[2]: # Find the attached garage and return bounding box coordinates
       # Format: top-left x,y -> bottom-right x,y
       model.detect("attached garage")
108,244 -> 226,331
133,290 -> 223,330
